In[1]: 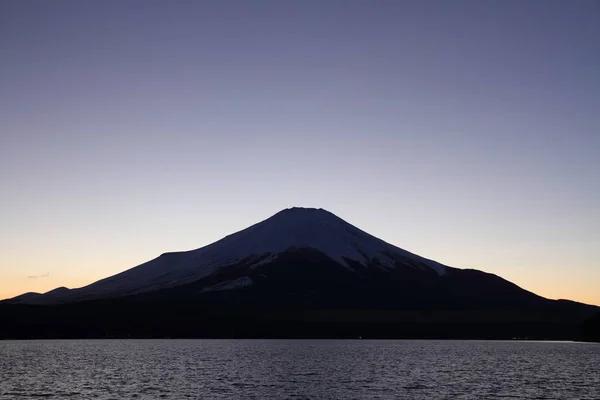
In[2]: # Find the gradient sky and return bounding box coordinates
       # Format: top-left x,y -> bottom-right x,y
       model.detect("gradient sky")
1,1 -> 599,305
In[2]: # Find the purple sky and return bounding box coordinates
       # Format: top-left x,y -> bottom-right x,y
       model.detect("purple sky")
1,1 -> 599,304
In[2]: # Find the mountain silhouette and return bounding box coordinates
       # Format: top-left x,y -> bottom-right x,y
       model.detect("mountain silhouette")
1,207 -> 597,339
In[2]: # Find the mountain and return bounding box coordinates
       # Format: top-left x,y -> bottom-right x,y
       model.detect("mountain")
7,207 -> 448,305
1,207 -> 597,339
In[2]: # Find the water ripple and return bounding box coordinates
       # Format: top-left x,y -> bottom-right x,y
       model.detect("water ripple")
0,340 -> 598,399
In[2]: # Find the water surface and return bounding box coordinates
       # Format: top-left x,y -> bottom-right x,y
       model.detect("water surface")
1,339 -> 598,399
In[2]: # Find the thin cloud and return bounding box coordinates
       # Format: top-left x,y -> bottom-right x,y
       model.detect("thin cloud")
27,273 -> 50,279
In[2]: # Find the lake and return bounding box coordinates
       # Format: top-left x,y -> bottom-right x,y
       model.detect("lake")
0,339 -> 598,399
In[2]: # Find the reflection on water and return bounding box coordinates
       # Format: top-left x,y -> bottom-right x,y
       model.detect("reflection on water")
0,339 -> 598,399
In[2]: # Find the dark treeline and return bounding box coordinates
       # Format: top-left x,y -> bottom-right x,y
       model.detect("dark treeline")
582,312 -> 600,342
0,300 -> 590,340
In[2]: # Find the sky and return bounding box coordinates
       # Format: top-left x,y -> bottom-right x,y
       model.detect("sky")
1,1 -> 598,305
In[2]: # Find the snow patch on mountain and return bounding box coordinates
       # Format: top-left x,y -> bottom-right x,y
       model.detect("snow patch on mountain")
201,276 -> 254,292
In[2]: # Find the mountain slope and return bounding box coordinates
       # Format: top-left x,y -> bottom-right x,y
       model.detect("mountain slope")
7,207 -> 448,305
